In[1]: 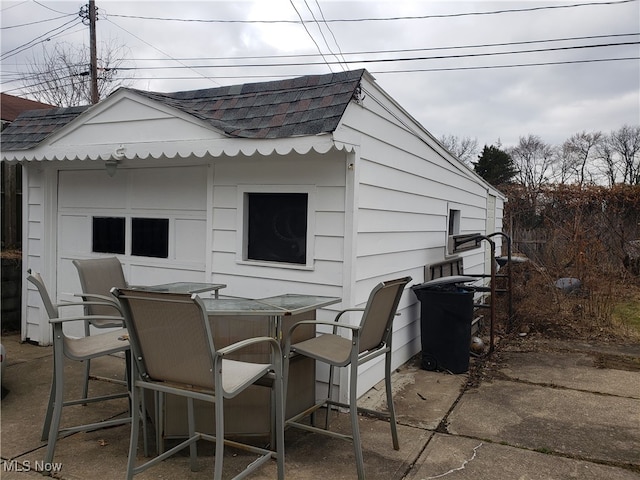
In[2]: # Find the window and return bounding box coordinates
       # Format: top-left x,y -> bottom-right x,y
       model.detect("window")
246,192 -> 308,265
132,218 -> 169,258
448,209 -> 461,236
446,208 -> 462,255
92,217 -> 125,254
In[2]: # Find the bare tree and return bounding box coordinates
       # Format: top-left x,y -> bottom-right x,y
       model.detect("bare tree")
609,125 -> 640,185
508,134 -> 556,190
439,134 -> 479,165
559,131 -> 602,186
594,136 -> 619,186
21,40 -> 133,107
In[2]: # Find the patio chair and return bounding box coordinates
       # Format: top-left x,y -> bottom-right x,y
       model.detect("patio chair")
283,276 -> 412,480
112,288 -> 285,480
72,257 -> 127,399
26,272 -> 131,469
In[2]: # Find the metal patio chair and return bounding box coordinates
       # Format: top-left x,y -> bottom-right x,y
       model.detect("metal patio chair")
27,272 -> 131,469
112,288 -> 285,480
283,276 -> 412,480
72,257 -> 127,399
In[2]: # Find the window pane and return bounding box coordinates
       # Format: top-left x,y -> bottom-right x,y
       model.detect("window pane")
132,218 -> 169,258
92,217 -> 125,254
247,193 -> 307,264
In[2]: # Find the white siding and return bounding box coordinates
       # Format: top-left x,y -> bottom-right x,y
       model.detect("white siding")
209,151 -> 348,299
338,78 -> 501,397
22,165 -> 49,344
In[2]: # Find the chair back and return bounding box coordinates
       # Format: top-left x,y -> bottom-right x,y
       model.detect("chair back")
27,273 -> 59,320
358,276 -> 412,353
73,257 -> 126,320
113,288 -> 217,390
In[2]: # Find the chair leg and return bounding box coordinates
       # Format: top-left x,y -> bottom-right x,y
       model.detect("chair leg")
349,362 -> 365,480
385,350 -> 399,450
156,391 -> 165,455
82,359 -> 91,401
41,368 -> 56,441
274,363 -> 285,480
126,382 -> 141,480
140,388 -> 149,457
325,364 -> 335,430
82,321 -> 91,402
187,397 -> 198,472
43,346 -> 65,470
214,396 -> 225,480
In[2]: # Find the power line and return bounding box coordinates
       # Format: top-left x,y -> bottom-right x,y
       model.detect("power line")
0,14 -> 75,30
373,56 -> 640,74
313,0 -> 348,69
104,0 -> 637,24
105,41 -> 640,71
288,0 -> 334,73
0,17 -> 82,60
6,55 -> 636,96
120,33 -> 639,63
301,0 -> 345,71
33,0 -> 76,16
104,18 -> 220,87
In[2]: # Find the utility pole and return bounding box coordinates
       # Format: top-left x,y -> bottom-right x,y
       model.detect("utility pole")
89,0 -> 98,104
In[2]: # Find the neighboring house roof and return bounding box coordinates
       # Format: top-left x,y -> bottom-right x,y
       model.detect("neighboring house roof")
0,69 -> 365,151
1,93 -> 55,123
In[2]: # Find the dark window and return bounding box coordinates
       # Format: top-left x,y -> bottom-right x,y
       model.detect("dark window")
92,217 -> 126,254
132,218 -> 169,258
247,193 -> 307,265
448,209 -> 460,236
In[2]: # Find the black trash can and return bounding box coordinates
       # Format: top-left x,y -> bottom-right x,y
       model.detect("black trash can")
412,276 -> 475,374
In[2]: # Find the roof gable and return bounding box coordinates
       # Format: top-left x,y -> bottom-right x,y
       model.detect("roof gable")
48,93 -> 227,147
1,69 -> 364,152
131,69 -> 364,139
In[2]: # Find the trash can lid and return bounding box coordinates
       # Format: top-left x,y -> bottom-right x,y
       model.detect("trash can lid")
411,276 -> 477,290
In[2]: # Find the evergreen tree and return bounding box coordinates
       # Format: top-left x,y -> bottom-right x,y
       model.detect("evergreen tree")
474,145 -> 517,187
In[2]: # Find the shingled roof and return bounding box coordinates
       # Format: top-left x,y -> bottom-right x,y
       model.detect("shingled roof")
1,105 -> 90,151
1,69 -> 365,152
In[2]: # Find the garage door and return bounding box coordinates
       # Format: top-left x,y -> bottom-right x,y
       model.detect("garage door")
56,165 -> 208,336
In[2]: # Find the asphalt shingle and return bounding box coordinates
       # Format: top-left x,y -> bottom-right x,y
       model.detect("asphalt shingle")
1,69 -> 365,151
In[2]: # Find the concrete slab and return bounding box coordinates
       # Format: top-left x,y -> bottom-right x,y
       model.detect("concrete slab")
1,350 -> 129,459
405,433 -> 640,480
499,351 -> 640,398
3,332 -> 640,479
447,379 -> 640,467
360,355 -> 467,431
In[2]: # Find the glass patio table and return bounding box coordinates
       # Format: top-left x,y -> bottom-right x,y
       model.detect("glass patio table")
200,294 -> 340,338
160,293 -> 340,440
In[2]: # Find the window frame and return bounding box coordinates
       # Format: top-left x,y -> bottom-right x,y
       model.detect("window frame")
446,206 -> 462,256
237,185 -> 316,270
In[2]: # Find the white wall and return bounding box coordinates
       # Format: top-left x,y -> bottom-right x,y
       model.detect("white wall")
209,150 -> 349,302
337,78 -> 504,398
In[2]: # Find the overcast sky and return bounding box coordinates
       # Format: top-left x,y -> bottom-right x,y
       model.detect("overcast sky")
1,0 -> 639,150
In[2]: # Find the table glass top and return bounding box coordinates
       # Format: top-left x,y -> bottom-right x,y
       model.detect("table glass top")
202,294 -> 340,316
259,294 -> 340,312
201,297 -> 284,315
131,282 -> 226,294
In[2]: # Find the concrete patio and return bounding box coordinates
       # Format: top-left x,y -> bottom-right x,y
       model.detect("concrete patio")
1,332 -> 639,479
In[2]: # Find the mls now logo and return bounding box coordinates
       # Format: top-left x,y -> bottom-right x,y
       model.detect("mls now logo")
3,460 -> 63,473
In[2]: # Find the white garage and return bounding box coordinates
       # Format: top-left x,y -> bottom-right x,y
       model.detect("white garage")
2,69 -> 504,399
